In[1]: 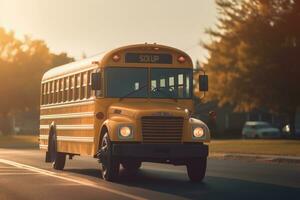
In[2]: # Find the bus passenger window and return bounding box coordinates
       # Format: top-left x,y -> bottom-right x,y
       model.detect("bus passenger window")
70,76 -> 75,101
75,74 -> 80,100
87,71 -> 92,98
50,81 -> 54,104
41,84 -> 44,105
95,71 -> 103,97
64,77 -> 69,102
59,79 -> 64,102
42,84 -> 46,105
55,80 -> 59,103
47,82 -> 51,104
82,72 -> 88,99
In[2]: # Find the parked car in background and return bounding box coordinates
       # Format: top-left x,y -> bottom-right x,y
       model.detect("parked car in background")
242,121 -> 281,139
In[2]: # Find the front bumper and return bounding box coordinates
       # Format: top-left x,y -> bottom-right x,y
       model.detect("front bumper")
112,143 -> 208,162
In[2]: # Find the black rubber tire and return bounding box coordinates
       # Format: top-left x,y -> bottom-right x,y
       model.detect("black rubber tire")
186,157 -> 207,182
47,127 -> 57,163
53,152 -> 66,170
47,127 -> 66,170
121,160 -> 142,173
99,133 -> 120,181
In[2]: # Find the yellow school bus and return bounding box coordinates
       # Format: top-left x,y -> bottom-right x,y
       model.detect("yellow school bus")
39,43 -> 210,182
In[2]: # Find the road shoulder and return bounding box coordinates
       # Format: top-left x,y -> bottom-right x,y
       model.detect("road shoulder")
210,152 -> 300,165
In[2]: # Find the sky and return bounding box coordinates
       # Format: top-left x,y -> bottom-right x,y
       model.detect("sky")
0,0 -> 218,63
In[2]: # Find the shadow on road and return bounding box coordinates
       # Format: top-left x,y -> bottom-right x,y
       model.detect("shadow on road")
65,166 -> 300,200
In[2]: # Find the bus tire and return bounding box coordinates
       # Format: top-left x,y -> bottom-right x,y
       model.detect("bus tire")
47,127 -> 66,170
53,152 -> 66,170
99,133 -> 120,181
121,160 -> 141,173
186,157 -> 207,182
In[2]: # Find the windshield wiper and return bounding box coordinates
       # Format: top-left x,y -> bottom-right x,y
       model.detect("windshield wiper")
152,86 -> 177,102
120,83 -> 148,100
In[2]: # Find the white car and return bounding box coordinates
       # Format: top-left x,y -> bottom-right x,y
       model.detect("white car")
242,121 -> 281,139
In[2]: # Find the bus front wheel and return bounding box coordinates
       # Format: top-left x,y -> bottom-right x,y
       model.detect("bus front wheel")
186,157 -> 207,182
99,133 -> 120,181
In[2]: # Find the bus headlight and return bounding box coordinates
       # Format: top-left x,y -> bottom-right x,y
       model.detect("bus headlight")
118,126 -> 133,138
193,127 -> 205,138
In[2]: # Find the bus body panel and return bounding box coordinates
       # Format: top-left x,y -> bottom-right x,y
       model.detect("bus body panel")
39,43 -> 210,158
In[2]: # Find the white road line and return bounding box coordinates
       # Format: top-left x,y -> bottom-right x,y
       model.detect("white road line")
0,172 -> 39,175
0,167 -> 17,169
0,159 -> 147,200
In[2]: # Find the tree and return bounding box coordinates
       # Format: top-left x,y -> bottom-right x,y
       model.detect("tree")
203,0 -> 300,135
0,27 -> 74,134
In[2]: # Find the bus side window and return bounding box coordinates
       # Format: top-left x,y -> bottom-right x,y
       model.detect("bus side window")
53,81 -> 55,103
59,79 -> 64,102
55,80 -> 59,103
94,70 -> 103,97
82,72 -> 88,99
42,83 -> 46,105
41,84 -> 44,105
49,81 -> 54,104
75,74 -> 80,100
64,77 -> 69,102
70,75 -> 75,101
52,81 -> 54,104
87,71 -> 92,98
46,82 -> 50,104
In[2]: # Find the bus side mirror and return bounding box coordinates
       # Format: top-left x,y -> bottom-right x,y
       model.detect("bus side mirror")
199,74 -> 208,92
91,73 -> 101,90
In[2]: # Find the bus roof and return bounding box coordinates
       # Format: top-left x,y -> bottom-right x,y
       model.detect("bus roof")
42,53 -> 105,82
42,43 -> 192,82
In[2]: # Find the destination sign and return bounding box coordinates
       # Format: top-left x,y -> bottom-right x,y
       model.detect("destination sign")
125,53 -> 172,64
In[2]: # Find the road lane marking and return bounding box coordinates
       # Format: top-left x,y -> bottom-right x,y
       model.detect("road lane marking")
0,172 -> 39,175
0,167 -> 18,169
0,159 -> 147,200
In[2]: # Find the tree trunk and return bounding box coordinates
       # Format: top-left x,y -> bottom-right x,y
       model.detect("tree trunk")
0,112 -> 12,135
288,110 -> 296,137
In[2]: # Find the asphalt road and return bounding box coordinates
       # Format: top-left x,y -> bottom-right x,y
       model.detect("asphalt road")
0,148 -> 300,200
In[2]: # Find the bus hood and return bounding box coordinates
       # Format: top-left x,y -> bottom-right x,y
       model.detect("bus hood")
108,101 -> 190,119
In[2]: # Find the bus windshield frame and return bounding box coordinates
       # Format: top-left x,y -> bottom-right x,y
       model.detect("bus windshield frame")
104,67 -> 193,99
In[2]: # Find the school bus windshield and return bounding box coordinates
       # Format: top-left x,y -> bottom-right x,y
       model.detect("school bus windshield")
105,67 -> 193,99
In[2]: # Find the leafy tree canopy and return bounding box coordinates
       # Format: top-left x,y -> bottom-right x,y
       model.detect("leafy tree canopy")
203,0 -> 300,133
0,27 -> 74,134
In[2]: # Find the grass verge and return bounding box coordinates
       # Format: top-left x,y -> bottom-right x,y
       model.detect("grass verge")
209,139 -> 300,157
0,135 -> 39,149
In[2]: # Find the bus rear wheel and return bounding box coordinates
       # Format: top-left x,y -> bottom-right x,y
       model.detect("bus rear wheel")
186,157 -> 207,182
47,127 -> 66,170
99,133 -> 120,181
53,152 -> 66,170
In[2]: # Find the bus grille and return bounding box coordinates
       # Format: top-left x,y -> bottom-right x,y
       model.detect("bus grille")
141,116 -> 184,143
